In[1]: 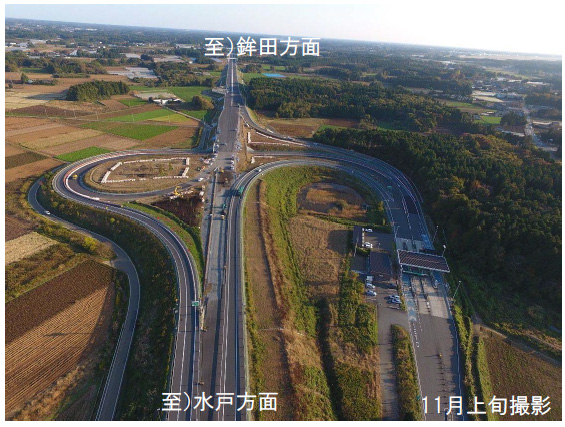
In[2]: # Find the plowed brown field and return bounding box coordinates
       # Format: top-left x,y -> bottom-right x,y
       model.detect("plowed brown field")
5,260 -> 116,419
5,158 -> 63,182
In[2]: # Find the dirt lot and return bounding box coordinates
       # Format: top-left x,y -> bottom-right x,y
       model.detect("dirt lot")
152,195 -> 203,227
5,260 -> 117,420
297,182 -> 368,221
5,158 -> 63,183
86,154 -> 207,193
482,333 -> 562,421
5,231 -> 57,265
5,215 -> 32,241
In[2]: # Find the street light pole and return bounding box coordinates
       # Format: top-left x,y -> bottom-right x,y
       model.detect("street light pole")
453,280 -> 462,299
442,244 -> 447,256
432,225 -> 439,243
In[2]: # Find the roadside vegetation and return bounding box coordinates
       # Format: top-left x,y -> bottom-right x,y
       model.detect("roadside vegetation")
244,166 -> 383,420
125,201 -> 205,285
391,324 -> 422,421
38,174 -> 177,420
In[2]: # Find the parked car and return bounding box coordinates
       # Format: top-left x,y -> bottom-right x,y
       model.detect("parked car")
365,290 -> 377,296
365,284 -> 375,289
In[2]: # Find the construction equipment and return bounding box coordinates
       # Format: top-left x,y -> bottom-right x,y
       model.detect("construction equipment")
172,185 -> 182,197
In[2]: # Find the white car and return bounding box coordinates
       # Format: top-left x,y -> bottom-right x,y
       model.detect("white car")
44,210 -> 51,215
364,228 -> 373,233
198,177 -> 204,182
363,242 -> 373,248
365,290 -> 377,296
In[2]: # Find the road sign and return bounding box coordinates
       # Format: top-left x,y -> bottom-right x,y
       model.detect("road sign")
191,301 -> 200,307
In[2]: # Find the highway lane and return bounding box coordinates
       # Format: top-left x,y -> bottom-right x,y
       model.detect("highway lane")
48,163 -> 200,421
27,179 -> 141,421
39,55 -> 461,420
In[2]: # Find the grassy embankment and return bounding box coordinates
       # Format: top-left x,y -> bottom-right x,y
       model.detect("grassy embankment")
124,201 -> 205,285
245,166 -> 381,420
391,324 -> 422,421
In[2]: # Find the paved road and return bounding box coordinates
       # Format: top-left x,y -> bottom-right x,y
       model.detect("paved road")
48,163 -> 200,421
27,179 -> 140,421
38,56 -> 463,421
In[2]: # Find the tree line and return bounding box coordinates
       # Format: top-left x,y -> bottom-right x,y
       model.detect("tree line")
313,126 -> 561,326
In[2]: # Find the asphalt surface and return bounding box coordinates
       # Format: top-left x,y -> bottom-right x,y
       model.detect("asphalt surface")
34,57 -> 463,421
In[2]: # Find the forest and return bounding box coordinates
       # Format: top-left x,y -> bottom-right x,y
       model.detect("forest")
66,80 -> 130,101
247,77 -> 486,133
313,126 -> 561,328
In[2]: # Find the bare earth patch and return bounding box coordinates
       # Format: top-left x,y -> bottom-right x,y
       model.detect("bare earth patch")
298,182 -> 368,221
5,231 -> 56,265
5,158 -> 63,182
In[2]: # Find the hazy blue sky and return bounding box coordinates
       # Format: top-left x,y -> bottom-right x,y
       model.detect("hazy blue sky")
5,2 -> 562,55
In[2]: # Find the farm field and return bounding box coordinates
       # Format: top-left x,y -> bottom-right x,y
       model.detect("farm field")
253,111 -> 358,138
11,127 -> 103,151
5,231 -> 57,265
82,121 -> 177,140
6,151 -> 47,169
5,215 -> 32,241
118,97 -> 147,107
5,158 -> 63,183
56,146 -> 111,162
5,260 -> 119,420
475,115 -> 502,125
438,99 -> 491,114
137,126 -> 199,148
105,108 -> 176,122
42,134 -> 139,156
482,333 -> 561,421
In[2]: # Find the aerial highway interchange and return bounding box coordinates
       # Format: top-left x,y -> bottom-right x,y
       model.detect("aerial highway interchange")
31,56 -> 463,422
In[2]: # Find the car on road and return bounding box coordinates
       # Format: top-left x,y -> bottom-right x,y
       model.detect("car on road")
44,210 -> 51,215
363,242 -> 373,248
365,290 -> 377,296
198,177 -> 204,182
364,228 -> 373,233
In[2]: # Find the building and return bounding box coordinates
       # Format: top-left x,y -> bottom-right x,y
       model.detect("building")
352,225 -> 364,247
369,251 -> 392,282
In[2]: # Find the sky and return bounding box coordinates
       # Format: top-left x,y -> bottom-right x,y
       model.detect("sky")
4,1 -> 563,55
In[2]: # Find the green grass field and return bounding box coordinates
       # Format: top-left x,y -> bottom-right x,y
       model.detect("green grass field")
82,122 -> 177,140
475,116 -> 502,125
106,109 -> 173,122
118,98 -> 147,107
56,146 -> 111,162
